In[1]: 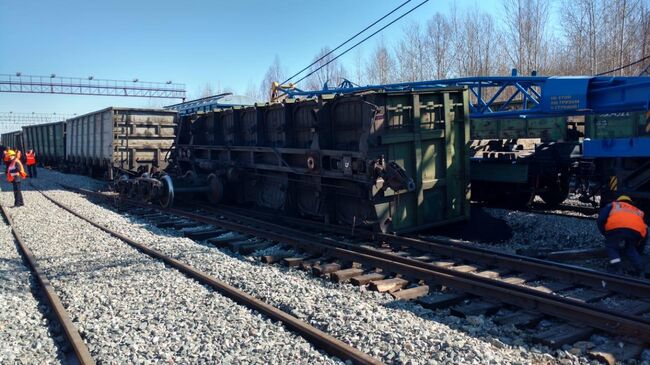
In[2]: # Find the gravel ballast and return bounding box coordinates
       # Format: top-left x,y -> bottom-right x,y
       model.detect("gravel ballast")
480,207 -> 602,252
0,178 -> 341,364
423,206 -> 615,272
26,169 -> 599,364
0,217 -> 64,364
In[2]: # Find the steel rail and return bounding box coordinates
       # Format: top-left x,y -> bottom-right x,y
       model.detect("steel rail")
32,184 -> 382,365
205,203 -> 647,298
58,185 -> 650,342
150,203 -> 650,341
0,202 -> 95,365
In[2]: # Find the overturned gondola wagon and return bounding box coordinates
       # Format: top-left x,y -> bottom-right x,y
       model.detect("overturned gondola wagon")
146,87 -> 471,233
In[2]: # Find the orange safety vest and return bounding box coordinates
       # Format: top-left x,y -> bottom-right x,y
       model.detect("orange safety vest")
605,201 -> 648,238
26,151 -> 36,166
6,159 -> 26,182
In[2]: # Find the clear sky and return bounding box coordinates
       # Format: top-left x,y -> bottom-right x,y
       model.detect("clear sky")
0,0 -> 555,119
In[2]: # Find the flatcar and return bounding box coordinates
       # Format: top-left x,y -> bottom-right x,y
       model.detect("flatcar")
469,111 -> 650,208
469,116 -> 580,207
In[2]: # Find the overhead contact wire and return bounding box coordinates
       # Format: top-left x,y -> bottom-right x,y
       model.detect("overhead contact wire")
292,0 -> 430,86
595,54 -> 650,76
282,0 -> 413,85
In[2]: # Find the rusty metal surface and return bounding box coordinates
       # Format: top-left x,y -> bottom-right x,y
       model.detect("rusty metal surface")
0,203 -> 95,364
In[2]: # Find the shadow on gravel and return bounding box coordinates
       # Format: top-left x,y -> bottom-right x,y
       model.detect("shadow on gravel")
423,206 -> 513,243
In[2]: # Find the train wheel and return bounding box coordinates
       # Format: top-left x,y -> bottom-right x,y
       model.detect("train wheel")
115,175 -> 129,195
159,175 -> 175,208
540,179 -> 570,207
207,174 -> 224,205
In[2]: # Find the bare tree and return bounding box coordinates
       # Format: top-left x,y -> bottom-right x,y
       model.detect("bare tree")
559,0 -> 605,74
396,22 -> 430,82
366,39 -> 397,84
304,47 -> 348,90
259,55 -> 285,101
502,0 -> 551,75
352,48 -> 366,85
559,0 -> 648,76
198,82 -> 214,98
426,13 -> 454,79
245,80 -> 262,101
455,9 -> 504,76
606,0 -> 644,75
640,1 -> 650,74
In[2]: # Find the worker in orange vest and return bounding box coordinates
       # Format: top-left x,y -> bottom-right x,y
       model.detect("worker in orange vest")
25,149 -> 37,178
598,195 -> 648,277
6,150 -> 26,207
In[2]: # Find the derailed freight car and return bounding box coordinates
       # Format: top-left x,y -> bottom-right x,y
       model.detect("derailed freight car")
65,107 -> 177,179
22,121 -> 66,166
158,87 -> 470,233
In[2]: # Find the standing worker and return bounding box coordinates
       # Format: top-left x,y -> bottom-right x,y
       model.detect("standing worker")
25,149 -> 37,178
6,150 -> 26,207
597,195 -> 648,278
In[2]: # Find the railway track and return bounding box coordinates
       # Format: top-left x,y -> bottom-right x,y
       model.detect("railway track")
57,183 -> 650,363
18,182 -> 381,365
0,203 -> 95,365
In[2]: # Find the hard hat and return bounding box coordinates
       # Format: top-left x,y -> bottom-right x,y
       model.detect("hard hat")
7,150 -> 15,157
617,195 -> 632,202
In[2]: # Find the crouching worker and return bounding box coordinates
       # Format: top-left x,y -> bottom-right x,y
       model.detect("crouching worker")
597,195 -> 648,278
6,150 -> 26,207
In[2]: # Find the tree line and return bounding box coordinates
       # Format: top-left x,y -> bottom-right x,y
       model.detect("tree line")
243,0 -> 649,101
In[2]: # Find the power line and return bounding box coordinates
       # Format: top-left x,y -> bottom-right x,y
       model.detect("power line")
595,54 -> 650,76
281,0 -> 413,85
640,62 -> 650,76
292,0 -> 430,87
